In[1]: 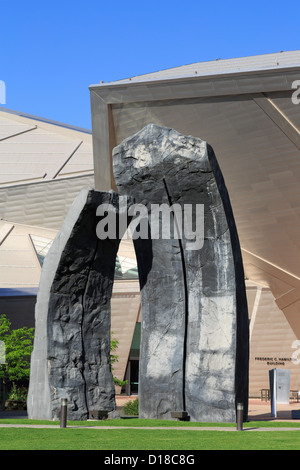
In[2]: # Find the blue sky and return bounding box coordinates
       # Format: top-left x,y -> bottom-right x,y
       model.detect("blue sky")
1,0 -> 299,129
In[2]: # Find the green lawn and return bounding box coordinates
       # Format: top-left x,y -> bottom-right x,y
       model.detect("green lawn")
0,419 -> 299,450
1,417 -> 300,427
0,427 -> 300,450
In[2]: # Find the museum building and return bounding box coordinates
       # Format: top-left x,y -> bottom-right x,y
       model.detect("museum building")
0,50 -> 300,398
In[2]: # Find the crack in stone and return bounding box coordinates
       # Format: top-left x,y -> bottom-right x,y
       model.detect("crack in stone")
80,235 -> 100,417
162,176 -> 188,413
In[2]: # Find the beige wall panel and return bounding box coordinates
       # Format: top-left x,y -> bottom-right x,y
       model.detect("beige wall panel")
249,287 -> 300,396
243,260 -> 296,299
58,141 -> 94,176
282,301 -> 300,339
0,115 -> 36,140
117,238 -> 137,259
0,175 -> 95,230
0,110 -> 94,186
0,249 -> 35,266
0,127 -> 83,184
0,266 -> 40,287
111,286 -> 140,386
90,91 -> 112,191
111,96 -> 300,281
0,222 -> 56,287
112,280 -> 139,294
246,283 -> 259,320
0,222 -> 14,244
0,109 -> 93,143
268,91 -> 300,130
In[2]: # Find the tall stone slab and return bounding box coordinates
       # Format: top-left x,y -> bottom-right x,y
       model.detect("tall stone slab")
28,188 -> 123,420
113,124 -> 249,422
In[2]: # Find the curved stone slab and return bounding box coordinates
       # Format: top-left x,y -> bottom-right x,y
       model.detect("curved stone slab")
28,189 -> 121,420
113,124 -> 249,423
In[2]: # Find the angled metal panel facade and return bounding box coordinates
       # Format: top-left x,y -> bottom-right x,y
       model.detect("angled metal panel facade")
0,175 -> 95,230
0,108 -> 94,186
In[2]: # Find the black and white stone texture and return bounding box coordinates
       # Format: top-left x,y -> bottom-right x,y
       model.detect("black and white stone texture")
27,188 -> 125,420
113,124 -> 249,423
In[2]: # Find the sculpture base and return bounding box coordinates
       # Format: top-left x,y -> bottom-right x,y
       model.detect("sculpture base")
170,411 -> 190,421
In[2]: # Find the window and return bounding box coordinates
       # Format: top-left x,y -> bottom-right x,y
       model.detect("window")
30,235 -> 53,266
114,256 -> 139,280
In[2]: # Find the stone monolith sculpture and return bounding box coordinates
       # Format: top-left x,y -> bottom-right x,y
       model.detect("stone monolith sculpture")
113,124 -> 249,423
27,188 -> 126,420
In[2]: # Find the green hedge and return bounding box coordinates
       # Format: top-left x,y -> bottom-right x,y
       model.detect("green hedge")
123,398 -> 139,415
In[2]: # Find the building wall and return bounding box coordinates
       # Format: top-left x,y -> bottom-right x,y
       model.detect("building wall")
1,278 -> 300,397
249,285 -> 300,396
0,295 -> 36,329
89,56 -> 300,399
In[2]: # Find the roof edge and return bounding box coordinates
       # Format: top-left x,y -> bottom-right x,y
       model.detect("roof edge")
89,50 -> 300,90
0,107 -> 92,135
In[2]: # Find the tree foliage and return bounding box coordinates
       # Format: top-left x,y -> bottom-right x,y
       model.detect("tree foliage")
0,317 -> 126,389
110,331 -> 127,387
0,314 -> 34,385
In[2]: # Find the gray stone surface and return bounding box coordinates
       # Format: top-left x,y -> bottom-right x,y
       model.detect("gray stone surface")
113,124 -> 249,423
28,188 -> 123,420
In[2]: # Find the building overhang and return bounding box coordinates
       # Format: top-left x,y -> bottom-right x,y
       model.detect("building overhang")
89,51 -> 300,336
